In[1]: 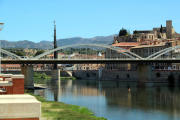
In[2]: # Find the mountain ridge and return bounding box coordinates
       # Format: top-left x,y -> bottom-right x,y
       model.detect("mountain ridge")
1,34 -> 117,49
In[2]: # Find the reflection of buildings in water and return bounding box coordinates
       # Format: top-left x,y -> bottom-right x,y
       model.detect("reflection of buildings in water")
103,86 -> 180,116
66,80 -> 73,88
79,86 -> 105,96
104,88 -> 132,107
74,81 -> 105,96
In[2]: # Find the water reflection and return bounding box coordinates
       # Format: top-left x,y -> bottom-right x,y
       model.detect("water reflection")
52,83 -> 60,101
34,80 -> 180,120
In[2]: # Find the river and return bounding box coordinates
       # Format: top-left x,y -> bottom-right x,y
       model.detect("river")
34,79 -> 180,120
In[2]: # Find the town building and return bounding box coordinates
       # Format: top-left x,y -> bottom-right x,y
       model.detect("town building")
1,64 -> 21,71
106,20 -> 180,70
105,42 -> 140,70
74,53 -> 105,70
130,40 -> 180,69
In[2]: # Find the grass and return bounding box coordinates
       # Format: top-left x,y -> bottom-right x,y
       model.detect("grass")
26,92 -> 107,120
34,76 -> 76,80
61,77 -> 76,80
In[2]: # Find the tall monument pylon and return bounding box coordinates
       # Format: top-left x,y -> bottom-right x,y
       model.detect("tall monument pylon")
51,21 -> 60,83
53,21 -> 57,69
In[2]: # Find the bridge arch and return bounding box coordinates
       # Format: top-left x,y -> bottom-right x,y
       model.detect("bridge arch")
1,49 -> 23,60
149,45 -> 180,59
31,44 -> 144,60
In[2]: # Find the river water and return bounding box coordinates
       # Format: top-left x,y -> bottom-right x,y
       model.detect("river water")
34,79 -> 180,120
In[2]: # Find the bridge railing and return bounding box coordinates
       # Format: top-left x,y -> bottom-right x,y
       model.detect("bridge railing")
35,58 -> 141,60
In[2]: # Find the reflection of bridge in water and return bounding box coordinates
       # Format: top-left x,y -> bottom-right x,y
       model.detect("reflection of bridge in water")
1,44 -> 180,89
35,80 -> 180,119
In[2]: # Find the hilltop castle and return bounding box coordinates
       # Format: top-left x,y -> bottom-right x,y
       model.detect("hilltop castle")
114,20 -> 175,44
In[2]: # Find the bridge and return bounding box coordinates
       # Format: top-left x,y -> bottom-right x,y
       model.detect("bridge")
1,59 -> 180,64
1,44 -> 180,89
1,44 -> 180,61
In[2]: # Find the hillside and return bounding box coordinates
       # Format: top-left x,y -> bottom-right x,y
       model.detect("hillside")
1,34 -> 117,50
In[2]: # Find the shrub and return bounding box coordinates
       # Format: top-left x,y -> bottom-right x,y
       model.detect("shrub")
41,73 -> 46,79
156,72 -> 161,77
127,73 -> 130,78
34,72 -> 46,79
93,73 -> 96,76
34,72 -> 41,79
168,72 -> 174,83
86,73 -> 90,77
34,72 -> 38,77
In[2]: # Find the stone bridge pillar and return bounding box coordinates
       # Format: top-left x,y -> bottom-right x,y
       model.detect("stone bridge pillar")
137,64 -> 153,87
21,65 -> 34,89
51,69 -> 60,83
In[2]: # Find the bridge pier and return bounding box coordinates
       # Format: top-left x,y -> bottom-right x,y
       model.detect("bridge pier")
99,67 -> 103,80
137,64 -> 153,87
21,65 -> 34,89
51,69 -> 60,83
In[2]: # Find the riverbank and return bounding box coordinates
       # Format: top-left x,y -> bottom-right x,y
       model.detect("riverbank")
34,76 -> 76,80
34,72 -> 76,80
26,93 -> 106,120
61,77 -> 76,80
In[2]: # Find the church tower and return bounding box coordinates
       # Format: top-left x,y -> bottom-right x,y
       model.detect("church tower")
166,20 -> 172,39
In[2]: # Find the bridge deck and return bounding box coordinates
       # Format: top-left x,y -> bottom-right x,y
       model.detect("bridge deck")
1,59 -> 180,64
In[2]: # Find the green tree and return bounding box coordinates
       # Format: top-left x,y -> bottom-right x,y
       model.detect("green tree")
35,50 -> 45,56
134,30 -> 138,35
41,73 -> 46,79
15,51 -> 25,56
119,28 -> 127,36
168,72 -> 174,84
160,24 -> 163,33
127,29 -> 131,35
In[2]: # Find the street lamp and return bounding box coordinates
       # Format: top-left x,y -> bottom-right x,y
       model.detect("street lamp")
0,23 -> 4,74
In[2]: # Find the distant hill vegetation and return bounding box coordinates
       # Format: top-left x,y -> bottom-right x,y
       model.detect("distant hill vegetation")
1,34 -> 117,50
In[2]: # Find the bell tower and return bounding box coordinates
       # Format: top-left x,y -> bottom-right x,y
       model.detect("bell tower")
166,20 -> 172,39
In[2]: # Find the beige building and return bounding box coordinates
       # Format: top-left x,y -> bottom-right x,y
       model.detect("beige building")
105,42 -> 140,70
74,54 -> 105,70
107,20 -> 178,70
130,40 -> 180,69
1,64 -> 21,71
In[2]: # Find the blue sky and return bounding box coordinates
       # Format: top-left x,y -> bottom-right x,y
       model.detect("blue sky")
0,0 -> 180,43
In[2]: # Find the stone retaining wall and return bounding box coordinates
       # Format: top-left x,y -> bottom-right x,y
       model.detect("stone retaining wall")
73,70 -> 180,82
3,70 -> 180,82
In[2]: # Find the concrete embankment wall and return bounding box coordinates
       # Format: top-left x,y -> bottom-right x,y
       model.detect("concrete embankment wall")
3,70 -> 180,82
73,70 -> 180,82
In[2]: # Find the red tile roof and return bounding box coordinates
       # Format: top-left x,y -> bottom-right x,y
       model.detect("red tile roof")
5,64 -> 20,67
58,53 -> 65,55
117,49 -> 130,53
112,42 -> 140,46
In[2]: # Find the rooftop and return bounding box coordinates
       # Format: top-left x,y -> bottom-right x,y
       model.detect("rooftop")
131,45 -> 166,49
112,42 -> 141,46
